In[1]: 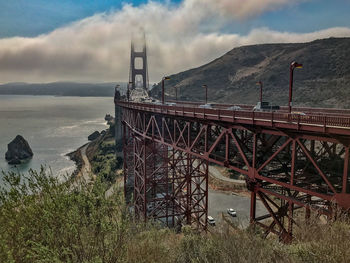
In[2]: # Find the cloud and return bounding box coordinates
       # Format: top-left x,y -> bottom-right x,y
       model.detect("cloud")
185,0 -> 304,19
0,0 -> 349,83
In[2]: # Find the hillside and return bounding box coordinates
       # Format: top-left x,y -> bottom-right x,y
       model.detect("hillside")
151,37 -> 350,108
1,167 -> 350,262
0,81 -> 126,97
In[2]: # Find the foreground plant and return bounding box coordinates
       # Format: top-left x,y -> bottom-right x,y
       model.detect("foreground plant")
0,168 -> 129,263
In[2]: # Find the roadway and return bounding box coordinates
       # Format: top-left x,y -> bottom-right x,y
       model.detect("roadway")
118,100 -> 350,136
75,143 -> 95,185
209,165 -> 246,185
208,188 -> 265,228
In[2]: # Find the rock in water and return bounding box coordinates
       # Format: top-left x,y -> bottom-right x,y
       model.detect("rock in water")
105,114 -> 115,125
88,131 -> 100,141
5,135 -> 33,164
105,114 -> 114,122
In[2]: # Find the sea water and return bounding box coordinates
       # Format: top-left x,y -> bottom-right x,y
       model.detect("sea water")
0,95 -> 114,183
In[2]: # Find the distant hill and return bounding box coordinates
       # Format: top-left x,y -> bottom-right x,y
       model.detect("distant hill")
0,82 -> 126,97
151,37 -> 350,109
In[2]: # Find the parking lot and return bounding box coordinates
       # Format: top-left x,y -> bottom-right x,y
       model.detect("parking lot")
208,188 -> 266,228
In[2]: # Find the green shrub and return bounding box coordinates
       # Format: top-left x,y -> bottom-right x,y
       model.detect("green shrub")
1,168 -> 350,263
0,168 -> 129,263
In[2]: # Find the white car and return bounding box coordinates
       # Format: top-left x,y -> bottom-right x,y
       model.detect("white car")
227,105 -> 242,111
199,103 -> 214,109
166,102 -> 176,106
227,208 -> 237,217
207,216 -> 216,226
291,111 -> 306,116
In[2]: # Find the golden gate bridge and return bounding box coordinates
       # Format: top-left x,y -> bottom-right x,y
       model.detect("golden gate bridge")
114,37 -> 350,242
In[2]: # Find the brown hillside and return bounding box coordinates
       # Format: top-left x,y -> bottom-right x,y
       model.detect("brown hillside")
151,37 -> 350,108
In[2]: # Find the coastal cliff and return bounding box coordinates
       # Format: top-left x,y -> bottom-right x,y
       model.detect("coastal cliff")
67,115 -> 122,184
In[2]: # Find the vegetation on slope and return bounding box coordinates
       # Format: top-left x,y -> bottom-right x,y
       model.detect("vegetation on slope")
90,138 -> 122,184
0,168 -> 128,262
1,168 -> 350,262
151,37 -> 350,109
87,122 -> 123,185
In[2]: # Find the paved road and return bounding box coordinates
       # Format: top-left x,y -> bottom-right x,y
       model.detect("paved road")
208,188 -> 266,228
76,143 -> 95,184
81,144 -> 92,180
209,165 -> 245,185
207,165 -> 262,228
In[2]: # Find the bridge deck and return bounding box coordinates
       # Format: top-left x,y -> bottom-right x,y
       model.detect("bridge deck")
116,101 -> 350,136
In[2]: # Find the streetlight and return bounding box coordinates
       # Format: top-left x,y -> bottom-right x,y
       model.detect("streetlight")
289,61 -> 303,113
174,86 -> 178,102
161,76 -> 170,104
256,81 -> 263,104
114,84 -> 120,101
127,81 -> 132,102
202,85 -> 208,104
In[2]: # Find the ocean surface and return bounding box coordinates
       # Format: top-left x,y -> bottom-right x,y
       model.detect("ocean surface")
0,95 -> 114,183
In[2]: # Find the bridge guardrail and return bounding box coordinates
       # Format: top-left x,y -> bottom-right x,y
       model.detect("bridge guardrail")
116,101 -> 350,134
167,100 -> 350,116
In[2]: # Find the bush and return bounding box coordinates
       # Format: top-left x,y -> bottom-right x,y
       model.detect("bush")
0,168 -> 129,263
1,168 -> 350,263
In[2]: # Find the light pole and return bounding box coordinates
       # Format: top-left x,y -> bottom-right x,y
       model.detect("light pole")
289,61 -> 303,113
256,81 -> 263,104
202,85 -> 208,104
174,86 -> 178,102
161,76 -> 170,104
127,81 -> 132,102
114,84 -> 121,101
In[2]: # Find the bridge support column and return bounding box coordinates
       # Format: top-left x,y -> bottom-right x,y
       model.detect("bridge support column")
130,139 -> 209,230
132,136 -> 173,224
123,123 -> 134,203
168,149 -> 208,230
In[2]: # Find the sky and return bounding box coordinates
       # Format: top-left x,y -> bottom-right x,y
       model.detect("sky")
0,0 -> 350,83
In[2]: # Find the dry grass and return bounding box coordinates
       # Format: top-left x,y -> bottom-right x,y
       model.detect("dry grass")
1,169 -> 350,263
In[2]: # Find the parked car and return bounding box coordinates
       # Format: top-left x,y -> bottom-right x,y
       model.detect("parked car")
227,105 -> 243,111
253,101 -> 280,112
227,208 -> 237,217
166,102 -> 176,106
207,216 -> 216,226
199,103 -> 214,109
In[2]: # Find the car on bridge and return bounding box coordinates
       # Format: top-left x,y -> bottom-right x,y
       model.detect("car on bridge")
227,208 -> 237,217
199,103 -> 214,109
253,101 -> 280,112
291,111 -> 306,116
227,105 -> 243,111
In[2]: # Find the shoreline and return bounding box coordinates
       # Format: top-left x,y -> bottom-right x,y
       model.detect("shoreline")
66,143 -> 89,180
66,125 -> 110,180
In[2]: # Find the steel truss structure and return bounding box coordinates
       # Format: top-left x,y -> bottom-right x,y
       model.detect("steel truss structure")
118,100 -> 350,240
124,122 -> 208,229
